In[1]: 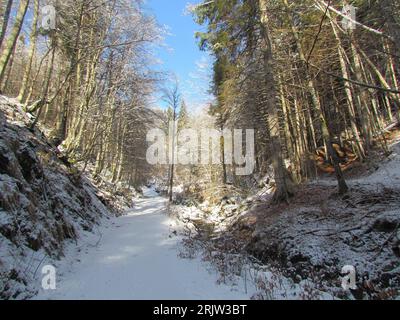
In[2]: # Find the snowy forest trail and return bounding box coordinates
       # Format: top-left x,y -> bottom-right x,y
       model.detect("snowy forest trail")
34,189 -> 248,300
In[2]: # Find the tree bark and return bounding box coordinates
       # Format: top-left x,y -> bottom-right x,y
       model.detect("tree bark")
18,0 -> 39,103
0,0 -> 13,49
0,0 -> 29,86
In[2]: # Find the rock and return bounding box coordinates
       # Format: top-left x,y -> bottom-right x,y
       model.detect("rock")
0,152 -> 10,174
372,217 -> 399,233
16,146 -> 43,182
392,242 -> 400,257
27,236 -> 42,251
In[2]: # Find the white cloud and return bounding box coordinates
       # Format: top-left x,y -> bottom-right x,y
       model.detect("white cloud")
182,54 -> 213,114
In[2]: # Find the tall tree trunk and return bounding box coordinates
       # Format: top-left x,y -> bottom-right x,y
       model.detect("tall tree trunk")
221,124 -> 228,184
259,0 -> 295,202
0,0 -> 13,49
0,0 -> 29,86
168,117 -> 177,202
283,0 -> 348,194
330,20 -> 365,160
380,0 -> 400,67
18,0 -> 39,103
29,46 -> 56,129
0,40 -> 15,92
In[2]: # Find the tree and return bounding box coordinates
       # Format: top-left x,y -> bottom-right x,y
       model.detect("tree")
193,0 -> 296,201
18,0 -> 39,103
0,0 -> 29,86
0,0 -> 13,49
163,80 -> 181,202
178,99 -> 189,131
191,0 -> 400,199
0,0 -> 161,188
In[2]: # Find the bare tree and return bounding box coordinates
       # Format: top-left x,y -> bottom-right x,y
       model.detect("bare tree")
162,79 -> 181,202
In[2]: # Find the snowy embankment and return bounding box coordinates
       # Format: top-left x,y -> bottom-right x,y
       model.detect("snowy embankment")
34,189 -> 249,300
0,96 -> 116,299
176,141 -> 400,300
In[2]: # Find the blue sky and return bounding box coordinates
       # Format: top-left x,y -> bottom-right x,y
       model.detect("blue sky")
145,0 -> 213,112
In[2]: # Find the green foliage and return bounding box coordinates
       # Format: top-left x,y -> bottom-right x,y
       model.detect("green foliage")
178,100 -> 189,131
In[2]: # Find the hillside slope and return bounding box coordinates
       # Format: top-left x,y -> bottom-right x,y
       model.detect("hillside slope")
0,96 -> 114,299
176,137 -> 400,299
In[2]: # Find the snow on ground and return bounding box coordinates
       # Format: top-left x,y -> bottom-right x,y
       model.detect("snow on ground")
357,141 -> 400,187
33,190 -> 249,300
310,140 -> 400,189
172,204 -> 335,300
0,95 -> 115,299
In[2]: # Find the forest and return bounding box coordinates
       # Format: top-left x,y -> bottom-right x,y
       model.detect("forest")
0,0 -> 399,301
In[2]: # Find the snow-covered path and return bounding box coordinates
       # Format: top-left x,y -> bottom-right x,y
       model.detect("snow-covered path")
34,190 -> 248,300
